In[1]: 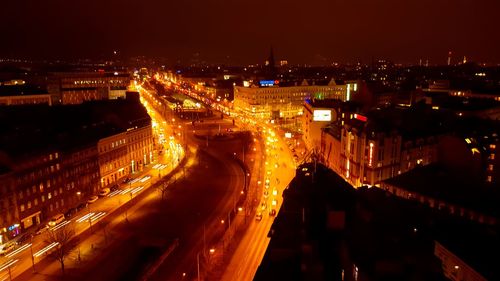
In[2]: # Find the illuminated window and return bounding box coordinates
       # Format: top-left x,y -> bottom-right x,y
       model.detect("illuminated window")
48,192 -> 52,199
491,144 -> 496,149
491,154 -> 496,160
20,204 -> 25,212
488,164 -> 494,171
487,176 -> 492,182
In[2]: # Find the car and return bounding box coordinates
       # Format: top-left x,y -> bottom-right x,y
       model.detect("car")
260,202 -> 267,211
263,190 -> 269,198
48,214 -> 65,227
122,177 -> 131,184
269,209 -> 277,216
0,243 -> 16,256
98,188 -> 110,197
64,208 -> 77,218
76,202 -> 88,211
16,233 -> 33,244
87,196 -> 99,204
255,212 -> 263,221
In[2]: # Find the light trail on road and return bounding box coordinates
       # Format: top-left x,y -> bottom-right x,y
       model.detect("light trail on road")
50,220 -> 71,231
5,243 -> 32,259
76,213 -> 95,223
0,259 -> 18,272
33,242 -> 59,258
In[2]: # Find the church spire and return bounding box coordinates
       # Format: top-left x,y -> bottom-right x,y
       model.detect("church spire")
264,46 -> 277,79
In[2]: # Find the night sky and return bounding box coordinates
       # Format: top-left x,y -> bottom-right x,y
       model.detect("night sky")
1,0 -> 499,65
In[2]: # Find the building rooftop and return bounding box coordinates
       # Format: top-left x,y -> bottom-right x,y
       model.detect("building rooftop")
432,220 -> 500,281
0,95 -> 150,172
0,85 -> 48,97
430,95 -> 500,111
360,103 -> 453,140
383,163 -> 500,218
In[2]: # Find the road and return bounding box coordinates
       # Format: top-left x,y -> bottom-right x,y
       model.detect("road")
155,76 -> 299,281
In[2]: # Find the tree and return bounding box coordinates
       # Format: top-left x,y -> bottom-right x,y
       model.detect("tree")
45,224 -> 76,275
157,181 -> 168,200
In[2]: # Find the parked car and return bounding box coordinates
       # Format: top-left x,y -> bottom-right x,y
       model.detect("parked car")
98,188 -> 110,197
17,233 -> 33,244
64,208 -> 77,218
87,195 -> 99,204
48,214 -> 65,227
76,202 -> 87,211
0,243 -> 16,255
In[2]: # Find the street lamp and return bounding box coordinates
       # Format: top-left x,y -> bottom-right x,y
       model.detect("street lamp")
30,236 -> 35,273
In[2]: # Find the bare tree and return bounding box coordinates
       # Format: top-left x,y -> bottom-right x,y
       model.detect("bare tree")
157,181 -> 168,200
45,224 -> 76,275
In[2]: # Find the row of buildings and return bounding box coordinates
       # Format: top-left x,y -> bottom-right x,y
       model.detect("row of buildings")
0,71 -> 131,106
0,93 -> 154,245
300,92 -> 500,189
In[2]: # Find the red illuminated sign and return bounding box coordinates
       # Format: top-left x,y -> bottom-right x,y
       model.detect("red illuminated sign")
354,114 -> 367,122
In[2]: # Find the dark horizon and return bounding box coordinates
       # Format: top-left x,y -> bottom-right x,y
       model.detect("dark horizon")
1,0 -> 500,65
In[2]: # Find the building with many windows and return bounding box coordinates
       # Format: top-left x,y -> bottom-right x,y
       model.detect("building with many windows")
48,71 -> 131,104
0,94 -> 152,244
0,84 -> 52,106
234,79 -> 358,120
320,105 -> 446,187
98,120 -> 153,188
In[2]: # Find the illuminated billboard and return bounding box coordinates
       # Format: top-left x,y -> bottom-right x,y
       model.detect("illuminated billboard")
313,110 -> 332,121
259,80 -> 279,87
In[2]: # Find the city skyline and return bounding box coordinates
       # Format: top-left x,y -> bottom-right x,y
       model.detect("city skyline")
1,0 -> 500,65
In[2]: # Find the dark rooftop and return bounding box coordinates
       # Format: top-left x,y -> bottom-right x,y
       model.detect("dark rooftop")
383,163 -> 500,218
0,85 -> 48,97
361,103 -> 453,139
432,220 -> 500,281
0,95 -> 150,172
